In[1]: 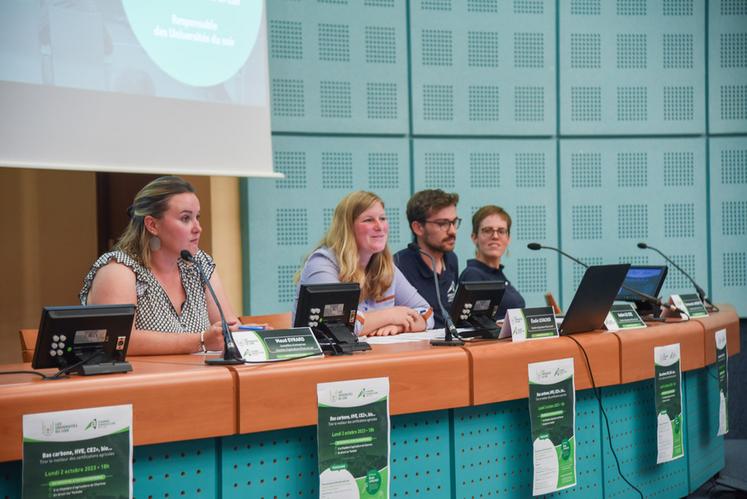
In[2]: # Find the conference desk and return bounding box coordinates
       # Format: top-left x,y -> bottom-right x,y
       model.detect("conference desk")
0,305 -> 740,498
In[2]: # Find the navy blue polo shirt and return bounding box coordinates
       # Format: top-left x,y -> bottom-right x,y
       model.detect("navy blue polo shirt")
459,259 -> 526,320
394,245 -> 459,329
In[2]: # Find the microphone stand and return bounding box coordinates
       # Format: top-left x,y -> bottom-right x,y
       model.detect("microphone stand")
180,250 -> 244,365
637,242 -> 718,312
527,243 -> 685,319
409,244 -> 463,346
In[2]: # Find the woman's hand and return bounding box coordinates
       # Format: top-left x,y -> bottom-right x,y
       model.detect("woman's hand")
203,320 -> 239,351
388,306 -> 423,332
363,324 -> 405,336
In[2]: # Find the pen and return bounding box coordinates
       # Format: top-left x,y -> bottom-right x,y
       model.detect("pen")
238,325 -> 266,331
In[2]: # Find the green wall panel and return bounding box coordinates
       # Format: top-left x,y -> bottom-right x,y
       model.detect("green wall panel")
708,0 -> 747,134
267,0 -> 409,133
245,136 -> 411,314
560,0 -> 705,135
709,137 -> 747,316
410,0 -> 556,135
559,138 -> 707,308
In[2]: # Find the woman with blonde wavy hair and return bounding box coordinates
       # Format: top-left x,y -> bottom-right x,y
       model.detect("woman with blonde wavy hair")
297,191 -> 434,336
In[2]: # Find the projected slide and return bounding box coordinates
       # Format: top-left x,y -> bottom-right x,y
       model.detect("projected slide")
0,0 -> 264,106
0,0 -> 276,177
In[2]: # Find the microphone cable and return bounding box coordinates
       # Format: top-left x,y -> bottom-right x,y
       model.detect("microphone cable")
565,334 -> 643,498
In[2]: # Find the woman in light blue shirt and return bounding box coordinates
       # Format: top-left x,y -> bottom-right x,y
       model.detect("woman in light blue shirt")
297,191 -> 434,336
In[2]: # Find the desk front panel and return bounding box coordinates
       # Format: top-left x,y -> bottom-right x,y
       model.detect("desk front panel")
466,333 -> 620,406
614,319 -> 705,384
0,359 -> 235,462
231,342 -> 471,434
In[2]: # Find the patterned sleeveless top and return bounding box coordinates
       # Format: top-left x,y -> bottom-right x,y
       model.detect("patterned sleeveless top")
79,250 -> 215,333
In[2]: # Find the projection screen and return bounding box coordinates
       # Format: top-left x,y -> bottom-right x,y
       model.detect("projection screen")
0,0 -> 278,177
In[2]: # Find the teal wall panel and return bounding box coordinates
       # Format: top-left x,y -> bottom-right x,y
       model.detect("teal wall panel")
560,0 -> 705,135
132,439 -> 218,498
559,138 -> 708,308
710,137 -> 747,316
267,0 -> 409,133
245,136 -> 411,314
241,0 -> 747,317
684,368 -> 725,493
413,138 -> 559,309
601,380 -> 689,498
453,390 -> 603,498
410,0 -> 556,135
708,0 -> 747,134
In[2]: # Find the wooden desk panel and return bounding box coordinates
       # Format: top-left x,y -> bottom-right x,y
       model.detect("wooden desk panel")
232,342 -> 470,434
0,359 -> 235,462
614,319 -> 705,384
696,305 -> 741,364
466,333 -> 620,405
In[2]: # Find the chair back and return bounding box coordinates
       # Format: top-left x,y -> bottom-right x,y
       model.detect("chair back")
19,329 -> 38,363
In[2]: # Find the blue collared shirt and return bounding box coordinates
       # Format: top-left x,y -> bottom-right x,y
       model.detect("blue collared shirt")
394,245 -> 459,329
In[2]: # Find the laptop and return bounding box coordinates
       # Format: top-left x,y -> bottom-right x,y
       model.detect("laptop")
559,264 -> 631,335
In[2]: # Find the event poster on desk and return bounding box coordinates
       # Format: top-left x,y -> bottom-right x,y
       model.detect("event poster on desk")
317,377 -> 390,499
715,329 -> 729,436
528,358 -> 576,496
654,344 -> 684,464
22,404 -> 133,499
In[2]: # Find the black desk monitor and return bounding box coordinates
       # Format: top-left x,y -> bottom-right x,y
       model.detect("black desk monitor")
616,265 -> 668,315
451,281 -> 506,339
32,304 -> 135,375
294,282 -> 370,355
559,264 -> 630,335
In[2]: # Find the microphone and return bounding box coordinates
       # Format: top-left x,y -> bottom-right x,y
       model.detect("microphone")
637,242 -> 714,310
180,250 -> 243,365
407,243 -> 463,346
527,242 -> 588,268
528,243 -> 681,317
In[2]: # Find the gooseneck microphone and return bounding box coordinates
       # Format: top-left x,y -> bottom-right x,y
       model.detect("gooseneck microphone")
527,243 -> 682,317
180,250 -> 243,365
407,243 -> 463,346
637,242 -> 715,310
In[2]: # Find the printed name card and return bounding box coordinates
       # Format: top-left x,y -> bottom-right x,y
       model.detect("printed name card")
232,327 -> 323,362
669,294 -> 708,318
500,307 -> 558,342
604,303 -> 646,331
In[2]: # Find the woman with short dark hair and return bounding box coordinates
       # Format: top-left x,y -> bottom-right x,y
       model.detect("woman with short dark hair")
459,205 -> 525,319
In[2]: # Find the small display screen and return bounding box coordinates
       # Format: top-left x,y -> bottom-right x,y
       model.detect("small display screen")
323,303 -> 345,318
617,267 -> 665,300
473,299 -> 491,312
74,329 -> 108,345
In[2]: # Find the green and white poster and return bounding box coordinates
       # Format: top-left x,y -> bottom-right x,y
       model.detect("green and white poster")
317,377 -> 390,499
715,329 -> 729,436
654,343 -> 684,464
528,358 -> 576,496
23,404 -> 133,499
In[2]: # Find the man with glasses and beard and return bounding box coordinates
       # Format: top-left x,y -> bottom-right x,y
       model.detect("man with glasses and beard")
394,189 -> 461,329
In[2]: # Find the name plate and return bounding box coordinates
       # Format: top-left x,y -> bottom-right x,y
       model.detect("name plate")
670,293 -> 708,318
604,303 -> 647,331
233,327 -> 323,362
500,307 -> 558,342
